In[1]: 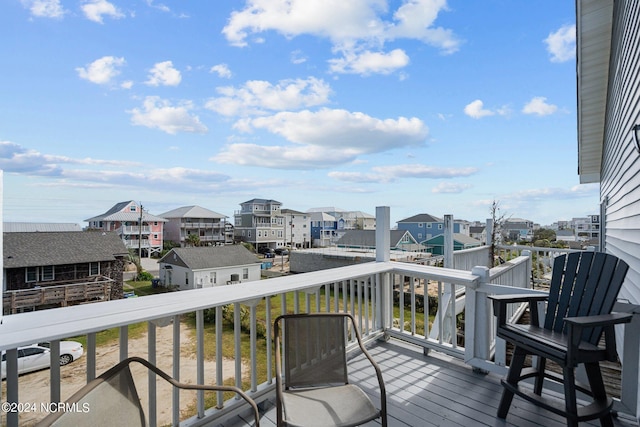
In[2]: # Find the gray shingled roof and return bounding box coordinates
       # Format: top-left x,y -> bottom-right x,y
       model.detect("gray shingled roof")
397,213 -> 443,223
159,205 -> 227,219
85,200 -> 167,223
4,231 -> 129,268
159,246 -> 261,270
241,198 -> 281,205
4,222 -> 82,232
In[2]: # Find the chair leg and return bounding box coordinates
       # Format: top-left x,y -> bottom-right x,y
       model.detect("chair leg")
533,356 -> 546,395
498,346 -> 527,419
563,366 -> 579,427
584,362 -> 614,427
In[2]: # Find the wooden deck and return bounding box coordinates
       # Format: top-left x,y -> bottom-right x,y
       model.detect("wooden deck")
230,339 -> 637,427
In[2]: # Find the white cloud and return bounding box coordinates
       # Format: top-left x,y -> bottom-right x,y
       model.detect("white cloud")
373,164 -> 478,179
522,96 -> 558,116
23,0 -> 65,18
214,143 -> 359,169
144,0 -> 170,13
205,77 -> 332,117
222,0 -> 460,75
128,96 -> 208,135
545,24 -> 575,63
463,99 -> 494,119
327,171 -> 383,183
0,140 -> 139,176
213,109 -> 428,169
146,61 -> 182,86
507,184 -> 598,200
432,182 -> 472,194
329,49 -> 410,75
328,164 -> 478,184
76,56 -> 125,85
81,0 -> 124,24
235,108 -> 427,153
290,50 -> 307,64
210,64 -> 232,79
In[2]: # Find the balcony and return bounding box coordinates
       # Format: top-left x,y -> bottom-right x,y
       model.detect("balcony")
2,209 -> 639,427
118,226 -> 151,235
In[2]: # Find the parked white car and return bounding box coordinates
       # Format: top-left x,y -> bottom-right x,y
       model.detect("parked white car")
1,341 -> 84,380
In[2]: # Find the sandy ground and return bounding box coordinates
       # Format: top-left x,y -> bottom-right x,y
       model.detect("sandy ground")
3,322 -> 242,426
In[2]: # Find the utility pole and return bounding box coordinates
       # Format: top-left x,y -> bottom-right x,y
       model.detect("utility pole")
138,203 -> 143,259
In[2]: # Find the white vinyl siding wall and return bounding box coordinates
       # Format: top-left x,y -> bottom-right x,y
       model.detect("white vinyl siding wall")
601,0 -> 640,309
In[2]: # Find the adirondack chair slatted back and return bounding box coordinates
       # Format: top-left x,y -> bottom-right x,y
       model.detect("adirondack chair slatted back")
543,251 -> 628,344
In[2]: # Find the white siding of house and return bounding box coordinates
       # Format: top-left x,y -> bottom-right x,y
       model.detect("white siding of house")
601,0 -> 640,309
597,2 -> 640,416
160,263 -> 260,290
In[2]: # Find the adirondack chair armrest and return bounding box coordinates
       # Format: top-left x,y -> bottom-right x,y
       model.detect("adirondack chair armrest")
564,313 -> 633,364
489,293 -> 549,327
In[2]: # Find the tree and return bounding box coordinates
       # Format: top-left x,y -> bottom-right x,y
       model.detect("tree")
489,200 -> 508,266
185,234 -> 200,247
533,228 -> 556,242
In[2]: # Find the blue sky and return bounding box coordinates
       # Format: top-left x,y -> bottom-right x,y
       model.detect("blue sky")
1,0 -> 593,227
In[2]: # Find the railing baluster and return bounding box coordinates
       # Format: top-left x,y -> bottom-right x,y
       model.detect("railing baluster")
196,309 -> 205,418
119,325 -> 128,361
87,332 -> 96,382
410,276 -> 416,335
364,276 -> 370,335
234,302 -> 242,393
216,305 -> 223,406
172,315 -> 180,427
148,321 -> 157,427
399,275 -> 405,333
266,296 -> 273,383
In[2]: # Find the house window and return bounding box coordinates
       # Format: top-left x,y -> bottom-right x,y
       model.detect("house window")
26,267 -> 38,282
41,266 -> 54,281
242,268 -> 249,279
211,272 -> 216,284
438,224 -> 443,230
89,262 -> 100,276
419,223 -> 423,227
130,205 -> 137,212
427,224 -> 432,228
418,233 -> 423,239
185,273 -> 189,285
153,234 -> 158,239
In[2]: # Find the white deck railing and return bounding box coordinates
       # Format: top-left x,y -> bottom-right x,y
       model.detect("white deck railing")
2,209 -> 638,426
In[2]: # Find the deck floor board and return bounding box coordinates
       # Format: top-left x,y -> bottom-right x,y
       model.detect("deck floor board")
225,338 -> 637,427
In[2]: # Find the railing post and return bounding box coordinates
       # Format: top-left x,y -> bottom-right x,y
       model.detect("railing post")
376,207 -> 392,333
486,218 -> 493,267
444,215 -> 453,269
375,206 -> 390,263
467,266 -> 490,373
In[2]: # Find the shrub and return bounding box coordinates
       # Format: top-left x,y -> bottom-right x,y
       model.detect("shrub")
136,271 -> 155,281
